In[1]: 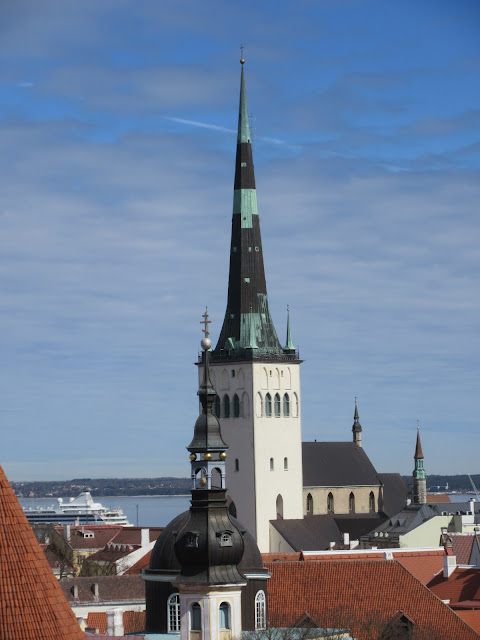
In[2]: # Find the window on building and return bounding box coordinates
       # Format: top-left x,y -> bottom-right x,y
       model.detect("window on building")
276,494 -> 284,518
191,603 -> 202,631
349,492 -> 355,513
255,591 -> 266,630
233,394 -> 240,418
283,393 -> 290,416
234,458 -> 239,472
284,457 -> 288,471
223,394 -> 230,418
327,492 -> 334,513
369,491 -> 375,512
220,531 -> 232,547
274,393 -> 281,417
231,370 -> 235,377
167,593 -> 180,633
269,457 -> 274,471
214,396 -> 221,418
219,602 -> 231,629
307,493 -> 313,515
265,393 -> 272,417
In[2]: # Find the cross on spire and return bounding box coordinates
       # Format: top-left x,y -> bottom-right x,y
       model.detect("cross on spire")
200,307 -> 211,337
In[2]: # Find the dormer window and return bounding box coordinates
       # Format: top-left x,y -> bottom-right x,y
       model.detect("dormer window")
185,532 -> 199,548
218,530 -> 233,547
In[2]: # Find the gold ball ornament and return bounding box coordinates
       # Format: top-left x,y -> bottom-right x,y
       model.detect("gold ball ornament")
189,453 -> 197,461
203,452 -> 212,461
219,451 -> 227,460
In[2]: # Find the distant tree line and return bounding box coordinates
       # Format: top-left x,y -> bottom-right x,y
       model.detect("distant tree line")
12,476 -> 191,498
401,474 -> 480,493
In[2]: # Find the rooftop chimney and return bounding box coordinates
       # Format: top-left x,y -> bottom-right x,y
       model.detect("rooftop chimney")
63,524 -> 71,542
443,554 -> 457,578
106,608 -> 124,636
141,528 -> 150,548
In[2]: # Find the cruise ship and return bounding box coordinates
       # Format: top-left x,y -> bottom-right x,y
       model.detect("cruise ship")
22,491 -> 131,526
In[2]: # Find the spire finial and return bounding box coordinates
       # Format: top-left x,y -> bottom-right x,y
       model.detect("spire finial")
240,44 -> 245,65
355,395 -> 358,405
284,304 -> 295,352
201,306 -> 211,339
417,419 -> 420,431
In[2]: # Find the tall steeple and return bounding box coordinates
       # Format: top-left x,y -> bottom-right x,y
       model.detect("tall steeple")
413,425 -> 427,504
214,59 -> 284,360
352,398 -> 362,447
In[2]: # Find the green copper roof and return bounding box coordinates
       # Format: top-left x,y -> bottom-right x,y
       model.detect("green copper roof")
237,66 -> 251,144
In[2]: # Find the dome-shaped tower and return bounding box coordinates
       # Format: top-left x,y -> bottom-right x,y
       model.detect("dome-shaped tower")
144,310 -> 269,638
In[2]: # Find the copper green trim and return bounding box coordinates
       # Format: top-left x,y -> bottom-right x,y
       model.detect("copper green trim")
246,311 -> 258,350
238,66 -> 251,144
233,189 -> 258,229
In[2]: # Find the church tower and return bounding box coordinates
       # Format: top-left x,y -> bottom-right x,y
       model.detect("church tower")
202,58 -> 304,552
352,400 -> 362,447
412,427 -> 427,504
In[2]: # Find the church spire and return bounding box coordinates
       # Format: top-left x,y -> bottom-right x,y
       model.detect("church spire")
352,397 -> 362,447
284,305 -> 295,352
214,59 -> 284,360
413,424 -> 427,504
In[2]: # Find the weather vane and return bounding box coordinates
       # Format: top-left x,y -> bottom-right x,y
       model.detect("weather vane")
240,44 -> 245,65
355,396 -> 358,405
417,419 -> 420,431
200,307 -> 211,338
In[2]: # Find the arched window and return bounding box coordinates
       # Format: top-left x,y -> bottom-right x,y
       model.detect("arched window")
292,392 -> 299,417
269,457 -> 274,471
327,492 -> 334,513
276,494 -> 284,518
242,391 -> 249,418
349,492 -> 355,513
191,603 -> 202,631
219,602 -> 230,629
369,491 -> 375,512
167,593 -> 180,633
223,394 -> 230,418
255,591 -> 266,630
265,393 -> 272,417
284,457 -> 288,471
274,393 -> 281,417
233,394 -> 240,418
234,458 -> 239,472
283,393 -> 290,416
256,392 -> 263,417
306,493 -> 313,515
214,396 -> 220,418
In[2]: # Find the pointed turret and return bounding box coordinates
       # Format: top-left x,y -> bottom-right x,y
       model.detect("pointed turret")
352,399 -> 362,447
214,61 -> 286,360
413,425 -> 427,504
284,305 -> 296,353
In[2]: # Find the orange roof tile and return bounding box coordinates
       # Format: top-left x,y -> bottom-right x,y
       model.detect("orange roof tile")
428,567 -> 480,604
0,463 -> 84,640
427,493 -> 451,503
86,611 -> 145,634
457,611 -> 480,634
265,559 -> 479,640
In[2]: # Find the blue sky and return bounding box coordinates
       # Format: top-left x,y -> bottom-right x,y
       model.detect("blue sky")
1,0 -> 479,481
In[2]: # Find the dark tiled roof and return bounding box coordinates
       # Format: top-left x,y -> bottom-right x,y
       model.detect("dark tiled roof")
55,525 -> 122,550
0,463 -> 84,640
108,526 -> 163,546
61,574 -> 145,604
266,559 -> 479,640
377,473 -> 408,516
303,442 -> 381,487
270,513 -> 387,551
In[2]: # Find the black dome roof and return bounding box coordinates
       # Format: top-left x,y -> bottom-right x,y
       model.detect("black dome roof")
149,505 -> 265,577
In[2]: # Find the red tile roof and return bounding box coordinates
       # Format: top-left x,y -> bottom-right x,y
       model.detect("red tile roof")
54,525 -> 122,550
0,463 -> 84,640
428,567 -> 480,605
451,533 -> 477,565
124,549 -> 153,574
286,548 -> 445,585
457,611 -> 480,634
86,611 -> 145,634
427,493 -> 451,503
265,559 -> 479,640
